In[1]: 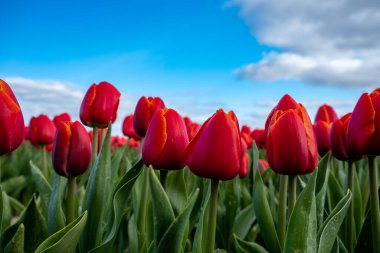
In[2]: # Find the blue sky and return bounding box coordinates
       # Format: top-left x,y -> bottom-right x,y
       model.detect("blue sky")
1,0 -> 376,135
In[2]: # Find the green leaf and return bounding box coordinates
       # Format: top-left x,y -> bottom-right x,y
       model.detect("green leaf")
192,186 -> 210,253
1,176 -> 27,194
4,223 -> 24,253
354,210 -> 372,253
47,174 -> 66,235
1,188 -> 12,234
352,168 -> 363,236
35,211 -> 87,253
234,234 -> 269,253
81,124 -> 112,251
317,191 -> 352,253
149,167 -> 175,251
316,153 -> 330,228
0,185 -> 4,234
253,166 -> 281,253
30,161 -> 52,218
327,172 -> 344,213
166,169 -> 188,214
128,214 -> 139,253
8,195 -> 25,214
284,170 -> 317,253
87,158 -> 144,253
156,188 -> 199,253
251,142 -> 259,189
232,204 -> 256,239
1,196 -> 48,253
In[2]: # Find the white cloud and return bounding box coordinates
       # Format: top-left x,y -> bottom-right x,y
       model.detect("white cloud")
228,0 -> 380,88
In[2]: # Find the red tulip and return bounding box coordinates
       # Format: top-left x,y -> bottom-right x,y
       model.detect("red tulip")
313,104 -> 338,156
122,114 -> 141,140
266,95 -> 318,175
314,104 -> 338,123
187,122 -> 201,141
142,108 -> 189,170
241,125 -> 253,148
185,109 -> 242,181
330,113 -> 361,161
53,112 -> 71,126
251,129 -> 266,149
133,96 -> 165,137
239,137 -> 249,178
53,121 -> 92,177
0,79 -> 25,155
347,89 -> 380,156
80,81 -> 121,128
258,159 -> 269,174
29,114 -> 56,146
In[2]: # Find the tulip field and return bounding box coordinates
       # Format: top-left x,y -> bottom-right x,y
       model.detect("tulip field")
1,79 -> 380,253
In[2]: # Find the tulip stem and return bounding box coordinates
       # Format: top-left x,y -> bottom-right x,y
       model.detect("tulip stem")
368,156 -> 380,253
278,175 -> 288,249
288,175 -> 297,216
207,179 -> 219,253
66,177 -> 76,224
91,127 -> 98,168
347,161 -> 355,253
160,170 -> 168,189
42,146 -> 49,180
137,167 -> 149,246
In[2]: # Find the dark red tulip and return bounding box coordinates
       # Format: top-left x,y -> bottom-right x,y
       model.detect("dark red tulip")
347,89 -> 380,156
314,104 -> 338,123
187,122 -> 201,141
24,126 -> 29,141
313,104 -> 338,156
53,121 -> 92,177
330,113 -> 362,161
53,112 -> 71,126
133,96 -> 165,137
29,114 -> 56,146
122,114 -> 141,140
251,129 -> 266,149
239,137 -> 249,178
111,136 -> 127,152
80,81 -> 121,128
0,79 -> 25,155
185,109 -> 242,181
142,108 -> 189,170
241,125 -> 253,148
266,95 -> 318,175
258,159 -> 269,174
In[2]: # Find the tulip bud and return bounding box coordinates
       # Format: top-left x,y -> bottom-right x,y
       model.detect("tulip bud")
241,125 -> 253,148
251,128 -> 266,149
142,108 -> 189,170
29,114 -> 56,146
53,112 -> 71,126
185,109 -> 242,181
80,81 -> 121,128
265,95 -> 318,175
258,159 -> 269,174
330,113 -> 362,161
239,137 -> 249,178
53,121 -> 92,177
133,96 -> 165,137
122,114 -> 141,140
347,89 -> 380,156
0,79 -> 25,155
313,104 -> 338,156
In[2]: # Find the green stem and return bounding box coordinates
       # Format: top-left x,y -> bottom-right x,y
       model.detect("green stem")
368,156 -> 380,253
66,177 -> 76,224
288,175 -> 297,216
207,179 -> 219,253
278,175 -> 288,249
347,161 -> 354,253
91,127 -> 98,168
160,170 -> 168,189
137,167 -> 149,245
99,128 -> 104,149
42,146 -> 49,179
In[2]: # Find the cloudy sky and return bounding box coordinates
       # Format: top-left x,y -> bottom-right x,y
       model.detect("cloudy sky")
1,0 -> 376,135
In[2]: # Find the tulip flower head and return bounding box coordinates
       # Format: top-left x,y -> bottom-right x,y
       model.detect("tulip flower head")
241,125 -> 253,148
53,121 -> 92,177
239,137 -> 249,178
29,114 -> 56,146
347,89 -> 380,156
258,159 -> 269,174
185,109 -> 242,181
53,112 -> 72,126
0,79 -> 25,155
313,104 -> 338,156
122,114 -> 141,140
133,96 -> 165,137
251,128 -> 266,149
142,108 -> 189,170
80,81 -> 121,128
265,95 -> 318,175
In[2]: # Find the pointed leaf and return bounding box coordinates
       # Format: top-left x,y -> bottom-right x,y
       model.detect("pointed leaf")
166,170 -> 188,214
156,189 -> 199,253
316,153 -> 330,227
234,234 -> 269,253
284,170 -> 317,253
192,186 -> 210,253
35,211 -> 87,253
4,223 -> 24,253
47,174 -> 66,235
318,191 -> 351,253
232,204 -> 256,239
30,161 -> 52,218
